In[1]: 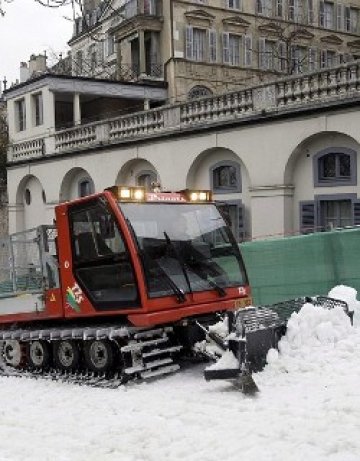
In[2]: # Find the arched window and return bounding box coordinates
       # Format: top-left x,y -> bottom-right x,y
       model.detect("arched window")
136,171 -> 157,191
314,148 -> 357,186
78,178 -> 94,198
210,161 -> 241,194
24,189 -> 31,206
188,85 -> 213,100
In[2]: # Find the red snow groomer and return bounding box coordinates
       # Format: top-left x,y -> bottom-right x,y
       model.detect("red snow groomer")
0,186 -> 285,392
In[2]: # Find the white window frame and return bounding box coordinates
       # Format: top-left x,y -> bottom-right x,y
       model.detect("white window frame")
259,37 -> 275,70
244,35 -> 252,67
209,29 -> 217,63
185,26 -> 207,62
320,1 -> 335,29
15,98 -> 26,132
226,0 -> 241,10
32,92 -> 43,127
256,0 -> 273,17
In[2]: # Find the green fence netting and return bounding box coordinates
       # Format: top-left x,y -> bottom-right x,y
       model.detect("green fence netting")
239,227 -> 360,306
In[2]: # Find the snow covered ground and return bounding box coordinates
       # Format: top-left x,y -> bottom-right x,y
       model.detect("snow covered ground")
0,286 -> 360,461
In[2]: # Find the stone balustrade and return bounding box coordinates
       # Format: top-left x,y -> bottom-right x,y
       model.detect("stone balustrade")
55,124 -> 97,152
9,60 -> 360,163
10,138 -> 45,162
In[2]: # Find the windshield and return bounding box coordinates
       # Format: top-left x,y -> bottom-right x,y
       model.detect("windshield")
121,203 -> 247,298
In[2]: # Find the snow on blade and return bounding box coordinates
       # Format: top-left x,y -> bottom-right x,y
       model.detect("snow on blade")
206,350 -> 238,371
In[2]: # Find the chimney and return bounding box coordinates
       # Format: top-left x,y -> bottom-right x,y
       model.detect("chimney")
20,62 -> 30,82
82,0 -> 101,12
28,54 -> 47,77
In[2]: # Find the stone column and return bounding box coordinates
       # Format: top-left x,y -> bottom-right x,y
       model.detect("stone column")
144,98 -> 150,110
48,90 -> 56,133
139,29 -> 146,75
73,93 -> 81,125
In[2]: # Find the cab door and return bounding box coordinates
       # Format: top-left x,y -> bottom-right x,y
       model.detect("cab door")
68,198 -> 140,311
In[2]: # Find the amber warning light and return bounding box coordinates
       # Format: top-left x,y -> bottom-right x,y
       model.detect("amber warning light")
106,186 -> 212,203
106,186 -> 146,202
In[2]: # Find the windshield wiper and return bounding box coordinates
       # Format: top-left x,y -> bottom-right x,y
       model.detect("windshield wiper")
207,278 -> 226,297
140,249 -> 186,303
163,231 -> 193,296
125,218 -> 186,303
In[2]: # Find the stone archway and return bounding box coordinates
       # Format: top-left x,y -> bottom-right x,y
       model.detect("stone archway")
16,175 -> 46,232
59,167 -> 95,202
186,147 -> 250,241
115,159 -> 159,190
284,131 -> 360,234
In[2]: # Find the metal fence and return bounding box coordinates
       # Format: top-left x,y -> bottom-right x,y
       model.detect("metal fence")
0,226 -> 59,298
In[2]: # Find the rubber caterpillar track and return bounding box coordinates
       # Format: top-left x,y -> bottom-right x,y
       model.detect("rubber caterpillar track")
0,324 -> 183,388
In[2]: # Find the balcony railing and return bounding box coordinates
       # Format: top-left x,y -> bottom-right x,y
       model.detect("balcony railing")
123,0 -> 161,19
8,60 -> 360,162
118,62 -> 163,80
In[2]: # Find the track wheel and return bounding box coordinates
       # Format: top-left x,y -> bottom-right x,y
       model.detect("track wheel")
84,340 -> 114,373
28,340 -> 51,369
3,340 -> 25,367
54,340 -> 80,371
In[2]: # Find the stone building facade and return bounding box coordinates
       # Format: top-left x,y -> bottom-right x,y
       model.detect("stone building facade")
5,61 -> 360,241
69,0 -> 360,101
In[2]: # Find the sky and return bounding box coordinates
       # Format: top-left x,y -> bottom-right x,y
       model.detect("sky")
0,0 -> 77,88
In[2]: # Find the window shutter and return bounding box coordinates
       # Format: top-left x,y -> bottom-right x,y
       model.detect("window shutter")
244,34 -> 252,67
345,6 -> 351,31
308,47 -> 317,71
97,41 -> 104,65
307,0 -> 314,24
185,26 -> 193,60
336,3 -> 344,30
238,203 -> 245,241
223,32 -> 230,64
352,200 -> 360,226
320,49 -> 327,68
319,0 -> 325,26
288,0 -> 295,20
277,41 -> 286,71
256,0 -> 261,14
300,201 -> 316,234
259,37 -> 266,69
208,29 -> 217,63
104,37 -> 109,58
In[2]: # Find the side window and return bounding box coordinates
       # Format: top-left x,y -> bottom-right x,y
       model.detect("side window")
314,148 -> 357,187
71,204 -> 125,263
78,178 -> 94,198
69,201 -> 138,309
210,161 -> 241,194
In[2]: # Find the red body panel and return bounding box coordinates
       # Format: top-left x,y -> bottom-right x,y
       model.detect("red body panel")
0,191 -> 251,328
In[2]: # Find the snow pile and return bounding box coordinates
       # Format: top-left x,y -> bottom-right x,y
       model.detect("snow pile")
266,285 -> 359,374
328,284 -> 360,326
0,286 -> 359,461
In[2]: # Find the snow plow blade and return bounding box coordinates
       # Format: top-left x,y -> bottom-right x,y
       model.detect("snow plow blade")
203,296 -> 352,392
